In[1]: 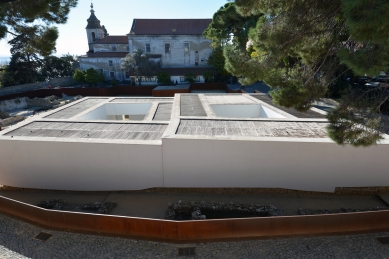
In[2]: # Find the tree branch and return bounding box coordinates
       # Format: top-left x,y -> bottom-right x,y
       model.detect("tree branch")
6,30 -> 18,36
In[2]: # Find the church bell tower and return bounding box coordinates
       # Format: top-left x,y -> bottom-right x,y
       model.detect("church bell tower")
85,3 -> 105,52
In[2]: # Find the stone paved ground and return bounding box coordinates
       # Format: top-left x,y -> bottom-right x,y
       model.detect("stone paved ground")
1,214 -> 389,259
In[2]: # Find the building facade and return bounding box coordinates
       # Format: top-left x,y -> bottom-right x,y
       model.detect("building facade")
79,5 -> 213,84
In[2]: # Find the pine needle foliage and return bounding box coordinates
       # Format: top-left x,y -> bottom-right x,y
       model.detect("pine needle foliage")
208,0 -> 389,146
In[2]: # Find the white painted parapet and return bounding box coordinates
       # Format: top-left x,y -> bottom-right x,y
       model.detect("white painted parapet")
162,137 -> 389,192
0,139 -> 163,191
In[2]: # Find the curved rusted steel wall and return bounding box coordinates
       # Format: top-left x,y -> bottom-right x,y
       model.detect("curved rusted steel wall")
1,195 -> 388,242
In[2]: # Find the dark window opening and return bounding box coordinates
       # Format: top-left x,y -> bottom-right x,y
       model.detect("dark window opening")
125,72 -> 130,78
146,43 -> 151,53
111,45 -> 117,51
165,43 -> 170,53
108,60 -> 113,66
91,32 -> 96,41
110,71 -> 115,78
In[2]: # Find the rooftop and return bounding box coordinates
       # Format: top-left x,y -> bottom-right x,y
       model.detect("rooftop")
94,36 -> 128,44
1,94 -> 328,143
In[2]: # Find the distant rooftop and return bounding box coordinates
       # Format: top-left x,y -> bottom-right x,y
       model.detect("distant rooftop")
94,36 -> 128,44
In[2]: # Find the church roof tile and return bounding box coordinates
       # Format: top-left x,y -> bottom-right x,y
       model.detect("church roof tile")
94,36 -> 128,44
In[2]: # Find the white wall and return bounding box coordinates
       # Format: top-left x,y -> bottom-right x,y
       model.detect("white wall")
79,57 -> 125,81
79,103 -> 152,120
0,139 -> 163,191
105,103 -> 152,116
1,123 -> 388,192
162,138 -> 389,192
211,104 -> 286,118
129,35 -> 212,68
260,105 -> 287,118
78,105 -> 106,120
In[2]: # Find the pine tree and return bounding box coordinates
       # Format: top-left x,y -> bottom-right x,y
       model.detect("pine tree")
0,0 -> 78,56
212,0 -> 389,146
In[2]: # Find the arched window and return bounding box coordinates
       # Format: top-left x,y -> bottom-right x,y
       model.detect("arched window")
91,32 -> 96,41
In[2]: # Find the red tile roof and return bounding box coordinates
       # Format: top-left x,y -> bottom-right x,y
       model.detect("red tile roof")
79,52 -> 129,58
129,19 -> 212,35
94,36 -> 128,44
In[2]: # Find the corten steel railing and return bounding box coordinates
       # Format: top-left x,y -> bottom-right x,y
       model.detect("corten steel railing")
1,195 -> 389,242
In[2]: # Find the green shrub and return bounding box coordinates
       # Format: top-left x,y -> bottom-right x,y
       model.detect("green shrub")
184,72 -> 196,83
157,71 -> 171,85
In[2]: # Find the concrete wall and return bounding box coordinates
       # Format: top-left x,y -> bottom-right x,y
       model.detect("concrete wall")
162,138 -> 389,192
128,35 -> 212,68
0,135 -> 388,192
0,139 -> 163,191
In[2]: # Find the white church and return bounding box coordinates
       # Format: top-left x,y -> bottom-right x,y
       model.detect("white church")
78,4 -> 214,84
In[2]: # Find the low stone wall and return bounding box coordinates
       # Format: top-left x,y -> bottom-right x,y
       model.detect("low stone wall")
0,77 -> 75,97
0,115 -> 25,127
25,95 -> 60,108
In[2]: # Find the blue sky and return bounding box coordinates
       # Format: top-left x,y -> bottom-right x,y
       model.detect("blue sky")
0,0 -> 227,58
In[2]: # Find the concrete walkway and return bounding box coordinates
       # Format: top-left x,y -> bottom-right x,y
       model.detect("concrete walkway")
0,189 -> 386,219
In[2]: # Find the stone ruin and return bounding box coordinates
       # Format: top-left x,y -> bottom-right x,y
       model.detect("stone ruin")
0,95 -> 84,128
25,95 -> 61,108
0,110 -> 25,128
165,200 -> 284,220
37,199 -> 117,214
